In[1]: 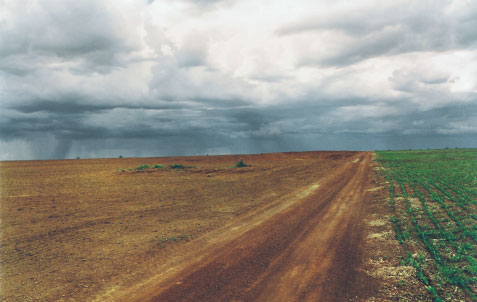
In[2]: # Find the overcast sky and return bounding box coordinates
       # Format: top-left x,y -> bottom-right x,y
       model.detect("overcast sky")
1,0 -> 476,160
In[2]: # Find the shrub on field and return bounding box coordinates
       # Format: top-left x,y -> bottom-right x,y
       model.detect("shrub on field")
235,160 -> 250,168
154,164 -> 163,169
136,164 -> 151,170
170,164 -> 185,169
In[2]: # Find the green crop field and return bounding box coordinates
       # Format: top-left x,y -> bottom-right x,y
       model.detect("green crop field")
376,149 -> 477,301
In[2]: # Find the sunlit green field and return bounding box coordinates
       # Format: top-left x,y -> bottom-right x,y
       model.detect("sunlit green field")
376,149 -> 477,301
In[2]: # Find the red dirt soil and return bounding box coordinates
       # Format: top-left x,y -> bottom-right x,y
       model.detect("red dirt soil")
1,151 -> 407,302
113,152 -> 375,302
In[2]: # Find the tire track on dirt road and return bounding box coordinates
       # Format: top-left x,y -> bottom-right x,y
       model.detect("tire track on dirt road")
122,152 -> 373,302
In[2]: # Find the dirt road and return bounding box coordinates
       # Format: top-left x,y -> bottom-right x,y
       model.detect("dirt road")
117,152 -> 373,302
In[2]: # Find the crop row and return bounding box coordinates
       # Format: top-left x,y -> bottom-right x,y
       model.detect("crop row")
377,149 -> 477,301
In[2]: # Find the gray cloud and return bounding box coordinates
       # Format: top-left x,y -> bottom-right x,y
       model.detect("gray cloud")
279,1 -> 477,66
176,32 -> 209,67
148,57 -> 256,102
0,0 -> 141,77
1,0 -> 476,160
179,0 -> 234,9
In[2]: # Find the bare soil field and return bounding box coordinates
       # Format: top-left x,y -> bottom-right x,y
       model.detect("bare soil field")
1,151 -> 426,301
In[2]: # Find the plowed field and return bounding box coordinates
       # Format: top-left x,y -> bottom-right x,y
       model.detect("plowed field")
1,151 -> 409,301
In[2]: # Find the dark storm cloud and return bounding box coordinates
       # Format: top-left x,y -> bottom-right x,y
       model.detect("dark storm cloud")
219,94 -> 477,139
11,98 -> 194,114
331,98 -> 477,136
0,107 -> 103,140
13,99 -> 112,114
3,92 -> 477,159
53,138 -> 73,159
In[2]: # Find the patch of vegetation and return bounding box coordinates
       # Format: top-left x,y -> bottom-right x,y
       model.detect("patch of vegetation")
170,163 -> 185,169
397,279 -> 407,287
235,160 -> 250,168
136,164 -> 151,170
169,164 -> 195,169
377,149 -> 477,301
119,163 -> 193,172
